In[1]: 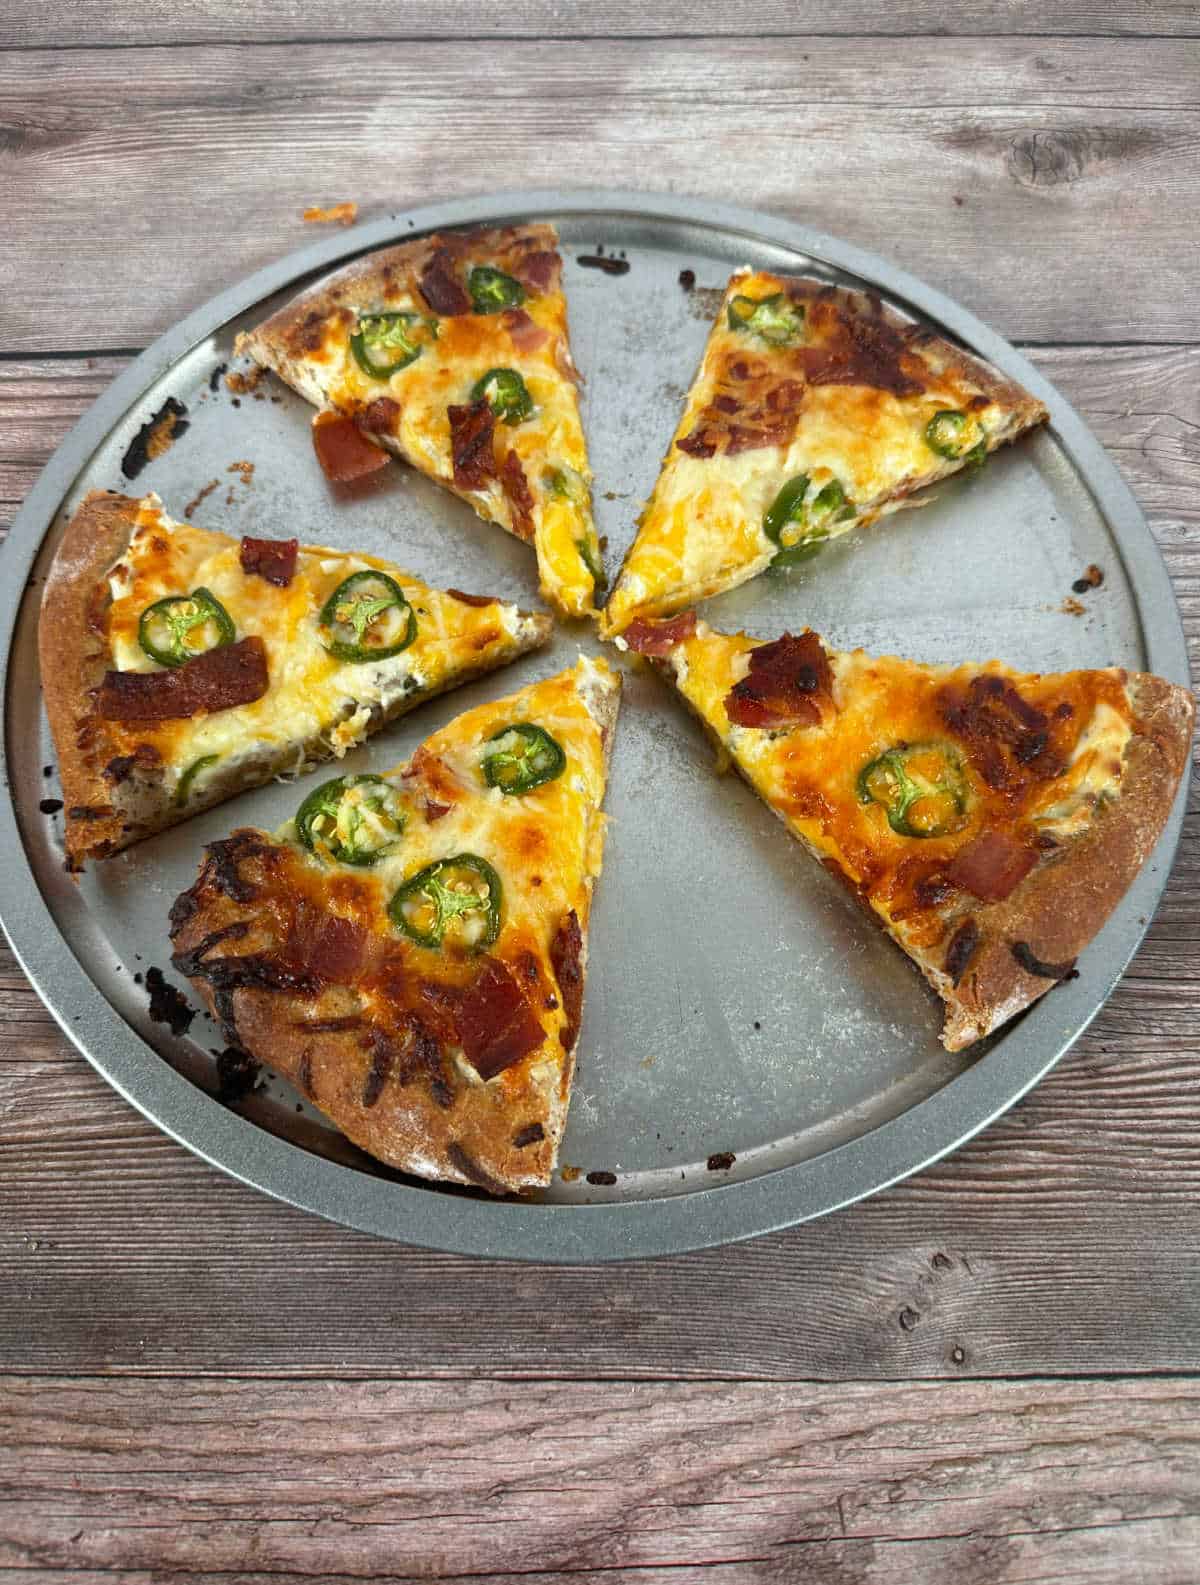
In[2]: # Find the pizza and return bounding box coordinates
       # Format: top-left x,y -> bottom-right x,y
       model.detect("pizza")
235,224 -> 605,621
621,612 -> 1193,1050
41,490 -> 552,869
168,657 -> 620,1193
602,271 -> 1048,635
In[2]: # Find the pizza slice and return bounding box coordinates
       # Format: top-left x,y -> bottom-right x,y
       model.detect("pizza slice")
168,656 -> 621,1193
602,271 -> 1048,635
621,612 -> 1193,1050
41,490 -> 552,869
236,223 -> 604,620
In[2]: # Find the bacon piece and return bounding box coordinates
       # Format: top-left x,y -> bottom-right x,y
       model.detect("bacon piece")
711,393 -> 740,415
725,632 -> 834,730
622,611 -> 698,657
457,958 -> 545,1081
516,249 -> 561,295
676,428 -> 717,459
500,307 -> 550,354
724,420 -> 795,455
448,399 -> 496,491
550,909 -> 584,1053
240,535 -> 298,588
358,396 -> 401,436
97,638 -> 268,721
286,906 -> 372,983
419,246 -> 469,315
946,831 -> 1038,902
940,675 -> 1055,790
498,448 -> 535,540
446,588 -> 498,608
311,411 -> 389,482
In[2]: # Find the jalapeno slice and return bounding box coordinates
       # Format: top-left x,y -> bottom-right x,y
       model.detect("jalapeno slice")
319,571 -> 417,663
389,853 -> 502,951
857,741 -> 970,838
575,532 -> 607,597
350,311 -> 437,379
727,292 -> 804,345
482,722 -> 566,795
924,408 -> 987,462
470,366 -> 533,424
173,753 -> 220,808
763,475 -> 856,570
544,467 -> 605,594
138,587 -> 236,668
296,773 -> 406,866
468,266 -> 525,315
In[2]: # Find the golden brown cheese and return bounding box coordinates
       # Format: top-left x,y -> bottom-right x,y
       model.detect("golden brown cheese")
602,270 -> 1046,635
659,621 -> 1134,952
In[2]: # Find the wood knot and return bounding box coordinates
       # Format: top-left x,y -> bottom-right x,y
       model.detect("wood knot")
1008,126 -> 1163,188
898,1306 -> 920,1331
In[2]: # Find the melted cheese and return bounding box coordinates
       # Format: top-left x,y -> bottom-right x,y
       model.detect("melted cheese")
103,496 -> 541,796
281,657 -> 616,1077
266,279 -> 598,619
603,269 -> 1027,634
662,620 -> 1134,952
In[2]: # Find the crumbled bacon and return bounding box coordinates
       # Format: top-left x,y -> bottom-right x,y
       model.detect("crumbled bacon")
676,429 -> 717,458
311,411 -> 389,482
940,675 -> 1056,790
500,307 -> 550,353
286,907 -> 372,983
550,910 -> 584,1053
457,958 -> 545,1080
447,399 -> 496,490
725,632 -> 834,729
419,246 -> 469,315
97,638 -> 269,721
240,535 -> 298,588
946,831 -> 1038,902
498,448 -> 535,540
516,249 -> 560,295
358,396 -> 400,435
622,611 -> 698,656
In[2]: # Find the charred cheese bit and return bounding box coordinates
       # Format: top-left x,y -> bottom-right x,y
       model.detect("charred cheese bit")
101,495 -> 547,799
657,619 -> 1136,943
602,269 -> 1046,635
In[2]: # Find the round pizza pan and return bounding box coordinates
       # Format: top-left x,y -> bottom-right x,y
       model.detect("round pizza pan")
0,189 -> 1190,1262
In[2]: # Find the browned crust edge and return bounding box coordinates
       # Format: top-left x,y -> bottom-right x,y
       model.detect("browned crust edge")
236,223 -> 560,370
649,649 -> 1194,1051
39,490 -> 143,868
169,668 -> 623,1195
938,672 -> 1195,1049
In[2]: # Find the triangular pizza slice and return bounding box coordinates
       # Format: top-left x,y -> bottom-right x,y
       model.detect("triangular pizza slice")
169,657 -> 621,1193
41,491 -> 552,868
236,224 -> 605,620
602,271 -> 1048,635
621,612 -> 1192,1050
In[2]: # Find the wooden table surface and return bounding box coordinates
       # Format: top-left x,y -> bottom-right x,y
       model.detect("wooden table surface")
2,5 -> 1198,1581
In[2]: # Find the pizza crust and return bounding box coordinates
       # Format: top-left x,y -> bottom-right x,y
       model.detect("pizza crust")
935,672 -> 1194,1050
168,667 -> 621,1195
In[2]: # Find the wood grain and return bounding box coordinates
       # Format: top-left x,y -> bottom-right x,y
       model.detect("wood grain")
2,1377 -> 1199,1580
2,1 -> 1196,48
2,38 -> 1199,350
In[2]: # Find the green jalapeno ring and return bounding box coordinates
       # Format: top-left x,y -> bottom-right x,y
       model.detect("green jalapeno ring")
470,366 -> 534,424
319,570 -> 418,663
468,266 -> 525,315
924,408 -> 986,461
726,291 -> 805,345
763,475 -> 857,571
482,722 -> 567,795
296,773 -> 406,866
138,586 -> 236,668
575,533 -> 607,597
389,853 -> 502,952
857,741 -> 970,839
350,311 -> 435,378
173,753 -> 220,808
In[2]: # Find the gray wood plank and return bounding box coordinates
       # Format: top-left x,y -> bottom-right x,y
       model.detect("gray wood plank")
2,1378 -> 1199,1579
2,1 -> 1196,48
2,38 -> 1199,350
0,340 -> 1197,1382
